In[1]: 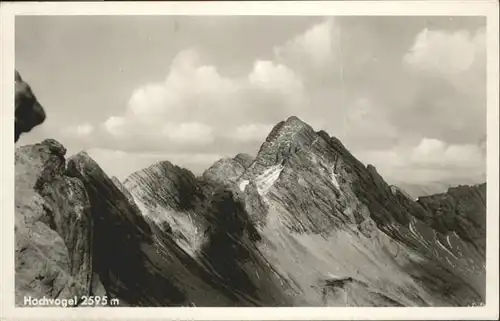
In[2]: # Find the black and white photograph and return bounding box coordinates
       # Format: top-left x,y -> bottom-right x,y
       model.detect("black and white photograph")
1,1 -> 499,320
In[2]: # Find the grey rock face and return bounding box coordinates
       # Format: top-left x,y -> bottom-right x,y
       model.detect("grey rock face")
125,161 -> 204,212
417,184 -> 486,256
202,158 -> 246,187
234,153 -> 254,169
110,176 -> 135,204
15,139 -> 95,306
123,161 -> 208,255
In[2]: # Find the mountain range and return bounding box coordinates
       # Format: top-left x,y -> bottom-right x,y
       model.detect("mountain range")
15,115 -> 486,307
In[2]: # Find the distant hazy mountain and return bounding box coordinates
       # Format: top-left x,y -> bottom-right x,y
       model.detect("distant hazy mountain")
394,180 -> 484,200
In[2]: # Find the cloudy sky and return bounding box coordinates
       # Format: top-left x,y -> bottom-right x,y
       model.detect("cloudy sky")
15,15 -> 486,186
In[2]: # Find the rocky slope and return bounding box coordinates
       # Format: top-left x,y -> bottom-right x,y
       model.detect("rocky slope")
15,140 -> 96,305
15,116 -> 486,307
416,184 -> 486,257
226,116 -> 485,306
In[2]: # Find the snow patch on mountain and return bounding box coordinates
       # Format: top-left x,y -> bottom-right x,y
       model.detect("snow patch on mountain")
330,166 -> 341,191
239,180 -> 250,192
255,164 -> 284,196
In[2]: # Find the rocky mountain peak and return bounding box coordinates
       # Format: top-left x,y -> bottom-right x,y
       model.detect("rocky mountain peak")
202,158 -> 246,187
124,159 -> 202,212
240,117 -> 321,180
66,151 -> 123,191
15,138 -> 66,161
41,139 -> 67,155
282,115 -> 310,131
15,139 -> 68,191
265,115 -> 315,145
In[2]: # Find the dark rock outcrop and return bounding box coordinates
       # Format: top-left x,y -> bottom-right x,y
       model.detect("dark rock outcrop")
416,184 -> 486,256
15,71 -> 46,142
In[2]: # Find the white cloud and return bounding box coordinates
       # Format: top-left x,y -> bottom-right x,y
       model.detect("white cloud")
102,47 -> 307,146
339,97 -> 398,148
233,123 -> 274,142
127,49 -> 240,122
248,60 -> 303,94
412,138 -> 447,158
403,28 -> 486,83
77,123 -> 94,136
396,27 -> 486,146
161,122 -> 214,144
356,138 -> 486,184
128,84 -> 171,118
62,122 -> 94,137
104,116 -> 127,136
411,137 -> 484,168
274,18 -> 337,71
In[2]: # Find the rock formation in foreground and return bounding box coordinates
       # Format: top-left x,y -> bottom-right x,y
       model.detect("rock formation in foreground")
15,71 -> 46,142
15,116 -> 486,307
15,140 -> 95,305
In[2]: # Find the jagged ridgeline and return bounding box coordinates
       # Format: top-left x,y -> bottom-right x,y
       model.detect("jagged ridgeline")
15,116 -> 486,307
